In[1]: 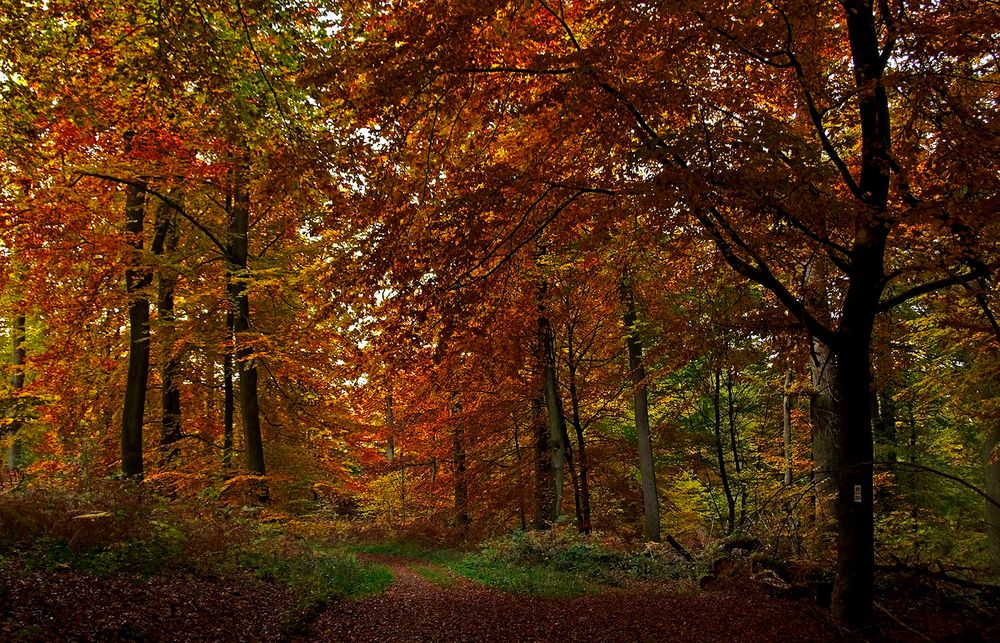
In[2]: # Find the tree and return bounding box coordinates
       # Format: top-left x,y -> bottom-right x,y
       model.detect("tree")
337,0 -> 999,626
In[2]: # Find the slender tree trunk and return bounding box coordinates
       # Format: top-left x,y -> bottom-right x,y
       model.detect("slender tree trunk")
513,411 -> 527,531
783,369 -> 793,487
450,399 -> 469,528
222,310 -> 235,469
153,199 -> 182,462
121,182 -> 150,479
985,416 -> 1000,575
713,367 -> 736,533
727,368 -> 747,527
227,162 -> 266,493
6,314 -> 26,472
386,393 -> 395,461
622,283 -> 660,542
566,323 -> 592,533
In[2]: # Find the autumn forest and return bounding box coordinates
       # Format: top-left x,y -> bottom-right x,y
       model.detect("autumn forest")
1,0 -> 999,639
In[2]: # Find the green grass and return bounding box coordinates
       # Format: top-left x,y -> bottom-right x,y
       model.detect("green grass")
410,563 -> 460,587
234,547 -> 393,607
448,553 -> 590,597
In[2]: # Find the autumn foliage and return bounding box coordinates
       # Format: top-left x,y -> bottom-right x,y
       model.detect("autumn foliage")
1,0 -> 999,632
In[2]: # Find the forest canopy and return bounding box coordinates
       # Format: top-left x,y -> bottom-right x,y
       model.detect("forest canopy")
1,0 -> 998,631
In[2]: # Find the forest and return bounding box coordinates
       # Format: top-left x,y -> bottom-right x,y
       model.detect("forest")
1,0 -> 998,640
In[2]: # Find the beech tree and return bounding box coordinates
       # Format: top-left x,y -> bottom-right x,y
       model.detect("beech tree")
335,0 -> 999,627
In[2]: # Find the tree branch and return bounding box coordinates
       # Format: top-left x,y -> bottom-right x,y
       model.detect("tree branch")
878,263 -> 991,312
75,172 -> 230,257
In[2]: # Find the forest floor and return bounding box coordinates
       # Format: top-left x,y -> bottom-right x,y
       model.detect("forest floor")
4,550 -> 996,642
1,553 -> 840,642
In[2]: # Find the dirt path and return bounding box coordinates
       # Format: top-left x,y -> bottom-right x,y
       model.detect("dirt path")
296,556 -> 841,642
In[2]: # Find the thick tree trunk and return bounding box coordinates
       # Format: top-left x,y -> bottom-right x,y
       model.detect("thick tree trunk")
6,314 -> 26,472
830,335 -> 876,628
622,284 -> 660,542
810,337 -> 839,523
121,183 -> 150,479
227,163 -> 266,491
539,315 -> 566,519
153,199 -> 182,462
532,395 -> 555,529
806,257 -> 839,523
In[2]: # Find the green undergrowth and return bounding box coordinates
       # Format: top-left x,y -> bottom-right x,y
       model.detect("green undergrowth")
410,563 -> 460,587
347,527 -> 700,597
448,554 -> 591,597
460,528 -> 700,590
0,486 -> 392,610
346,539 -> 463,564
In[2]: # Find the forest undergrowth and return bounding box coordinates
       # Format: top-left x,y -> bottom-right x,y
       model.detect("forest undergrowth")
1,481 -> 998,641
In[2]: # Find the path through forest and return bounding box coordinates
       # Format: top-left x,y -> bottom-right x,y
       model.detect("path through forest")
296,555 -> 839,642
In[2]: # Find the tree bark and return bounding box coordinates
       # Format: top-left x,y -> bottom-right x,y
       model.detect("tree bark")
227,162 -> 266,490
783,369 -> 793,487
6,314 -> 26,472
121,182 -> 150,479
152,198 -> 182,462
831,331 -> 877,629
984,417 -> 1000,575
727,367 -> 747,527
713,367 -> 736,534
450,398 -> 469,528
567,322 -> 592,533
537,293 -> 566,523
222,309 -> 235,469
532,394 -> 554,529
566,323 -> 591,534
622,283 -> 660,542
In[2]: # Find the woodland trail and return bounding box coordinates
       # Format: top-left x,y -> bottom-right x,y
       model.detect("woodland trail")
295,555 -> 841,642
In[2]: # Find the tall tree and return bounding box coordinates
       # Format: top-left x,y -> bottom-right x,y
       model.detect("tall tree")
622,281 -> 660,542
121,180 -> 150,479
227,162 -> 266,481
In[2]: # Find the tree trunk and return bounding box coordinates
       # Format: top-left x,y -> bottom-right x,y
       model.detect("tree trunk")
537,300 -> 566,523
984,419 -> 1000,575
713,367 -> 736,534
783,368 -> 793,487
567,322 -> 591,533
227,162 -> 266,491
222,310 -> 235,469
121,182 -> 150,479
830,334 -> 876,628
6,314 -> 25,472
386,393 -> 395,461
152,198 -> 182,462
727,367 -> 747,527
451,399 -> 469,528
532,394 -> 554,529
622,283 -> 660,542
806,258 -> 839,523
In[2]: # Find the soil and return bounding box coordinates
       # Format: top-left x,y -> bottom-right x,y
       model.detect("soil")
2,555 -> 995,642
